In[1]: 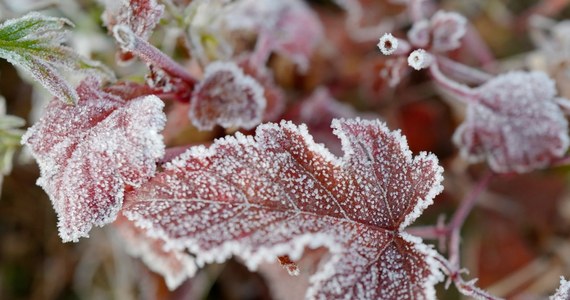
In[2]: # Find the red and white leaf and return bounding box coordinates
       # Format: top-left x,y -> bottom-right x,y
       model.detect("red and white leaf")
551,277 -> 570,300
454,71 -> 569,173
123,118 -> 445,298
22,78 -> 166,242
237,55 -> 286,122
113,215 -> 196,290
189,61 -> 266,130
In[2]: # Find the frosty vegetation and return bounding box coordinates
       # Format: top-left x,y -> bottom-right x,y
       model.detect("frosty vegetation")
2,0 -> 570,299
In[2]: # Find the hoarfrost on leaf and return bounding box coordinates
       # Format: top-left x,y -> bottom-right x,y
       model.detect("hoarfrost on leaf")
114,215 -> 196,290
189,61 -> 266,131
123,118 -> 445,298
454,71 -> 569,173
22,78 -> 166,242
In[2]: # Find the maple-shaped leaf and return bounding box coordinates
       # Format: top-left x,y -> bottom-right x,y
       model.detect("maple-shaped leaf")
0,12 -> 113,104
189,61 -> 266,130
123,118 -> 445,298
113,215 -> 196,290
22,78 -> 166,242
454,71 -> 569,173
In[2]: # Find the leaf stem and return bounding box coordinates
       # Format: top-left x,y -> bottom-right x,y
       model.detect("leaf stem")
113,25 -> 198,87
428,60 -> 477,103
448,171 -> 494,267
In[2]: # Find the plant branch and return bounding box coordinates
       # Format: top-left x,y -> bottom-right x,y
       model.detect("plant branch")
113,25 -> 198,87
428,61 -> 476,103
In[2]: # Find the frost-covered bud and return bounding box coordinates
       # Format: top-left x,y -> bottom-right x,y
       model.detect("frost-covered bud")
408,49 -> 432,70
378,33 -> 399,55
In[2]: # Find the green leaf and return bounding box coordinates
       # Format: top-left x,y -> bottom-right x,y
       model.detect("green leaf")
0,12 -> 114,105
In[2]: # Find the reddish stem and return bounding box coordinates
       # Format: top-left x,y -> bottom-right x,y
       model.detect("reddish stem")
428,61 -> 476,103
114,26 -> 198,87
448,171 -> 494,267
436,56 -> 492,85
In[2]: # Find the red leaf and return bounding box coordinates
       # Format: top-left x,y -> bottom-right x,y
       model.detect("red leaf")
189,61 -> 266,130
22,78 -> 166,242
123,118 -> 445,298
454,71 -> 569,173
237,56 -> 286,122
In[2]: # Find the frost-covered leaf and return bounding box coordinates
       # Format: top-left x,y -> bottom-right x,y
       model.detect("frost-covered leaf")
286,87 -> 360,155
237,55 -> 286,122
114,215 -> 196,290
551,277 -> 570,300
454,71 -> 569,173
0,12 -> 113,104
22,78 -> 166,242
189,61 -> 266,131
123,118 -> 445,298
102,0 -> 164,41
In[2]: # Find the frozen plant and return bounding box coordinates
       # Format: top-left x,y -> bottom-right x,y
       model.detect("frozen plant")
3,1 -> 570,299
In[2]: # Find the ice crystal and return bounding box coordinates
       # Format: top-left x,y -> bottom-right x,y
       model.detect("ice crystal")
22,78 -> 166,242
114,216 -> 196,290
551,277 -> 570,300
124,118 -> 445,298
408,49 -> 432,70
454,71 -> 569,173
189,61 -> 266,131
378,33 -> 399,55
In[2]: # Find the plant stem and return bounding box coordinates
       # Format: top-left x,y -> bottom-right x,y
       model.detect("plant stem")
436,56 -> 492,85
113,25 -> 198,86
448,171 -> 494,268
428,61 -> 476,103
